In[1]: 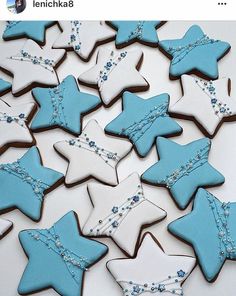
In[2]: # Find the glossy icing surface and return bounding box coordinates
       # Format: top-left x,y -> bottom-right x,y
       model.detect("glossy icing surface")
159,25 -> 231,79
111,21 -> 161,46
107,233 -> 196,295
105,91 -> 182,157
0,39 -> 65,95
142,137 -> 225,209
0,147 -> 64,221
31,75 -> 101,134
83,173 -> 166,256
168,188 -> 236,282
79,47 -> 148,106
54,119 -> 132,186
18,211 -> 108,296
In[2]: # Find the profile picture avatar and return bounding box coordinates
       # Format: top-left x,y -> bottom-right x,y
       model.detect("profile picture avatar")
7,0 -> 26,13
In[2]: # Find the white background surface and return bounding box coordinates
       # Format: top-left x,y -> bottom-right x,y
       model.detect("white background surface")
0,21 -> 236,296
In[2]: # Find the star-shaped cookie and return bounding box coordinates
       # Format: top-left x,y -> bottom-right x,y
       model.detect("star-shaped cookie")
107,232 -> 196,295
82,173 -> 166,256
142,137 -> 225,209
18,211 -> 108,296
2,21 -> 56,45
168,188 -> 236,282
159,25 -> 231,79
31,75 -> 101,135
53,21 -> 115,61
0,77 -> 11,96
0,218 -> 13,239
105,91 -> 182,157
109,21 -> 162,47
0,147 -> 64,221
0,39 -> 66,96
54,119 -> 132,186
169,75 -> 236,137
78,47 -> 149,106
0,100 -> 36,155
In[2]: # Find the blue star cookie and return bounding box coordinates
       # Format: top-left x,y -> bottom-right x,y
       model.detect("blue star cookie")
142,137 -> 225,209
110,21 -> 162,47
31,75 -> 101,135
105,91 -> 182,157
0,78 -> 11,95
159,25 -> 231,79
2,21 -> 56,44
168,188 -> 236,282
18,211 -> 108,296
0,147 -> 64,221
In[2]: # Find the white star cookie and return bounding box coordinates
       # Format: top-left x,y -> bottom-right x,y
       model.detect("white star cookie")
107,232 -> 196,295
0,218 -> 12,239
169,75 -> 236,137
78,47 -> 149,106
0,100 -> 36,154
54,119 -> 132,186
0,39 -> 66,96
82,173 -> 166,256
53,21 -> 115,61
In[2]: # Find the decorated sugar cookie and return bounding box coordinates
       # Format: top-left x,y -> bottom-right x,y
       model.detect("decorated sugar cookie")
2,21 -> 56,45
105,91 -> 182,157
0,78 -> 11,96
54,119 -> 132,186
0,218 -> 12,239
169,188 -> 236,282
159,25 -> 231,79
53,21 -> 115,61
83,173 -> 166,256
107,232 -> 196,295
109,21 -> 163,47
0,39 -> 66,96
18,211 -> 108,296
169,75 -> 236,137
31,75 -> 101,135
0,100 -> 36,155
142,137 -> 225,209
0,147 -> 64,221
78,47 -> 149,106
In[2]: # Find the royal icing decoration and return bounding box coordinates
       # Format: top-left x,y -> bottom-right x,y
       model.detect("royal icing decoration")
83,173 -> 166,256
0,147 -> 63,221
79,47 -> 149,106
169,75 -> 236,137
89,184 -> 145,235
27,226 -> 90,283
0,161 -> 49,201
67,133 -> 120,169
110,21 -> 162,46
54,119 -> 132,186
2,21 -> 55,44
18,211 -> 108,296
105,92 -> 182,157
118,270 -> 187,296
97,50 -> 127,90
9,50 -> 56,73
162,141 -> 210,189
0,39 -> 65,95
53,21 -> 115,60
107,233 -> 196,295
168,188 -> 236,282
142,137 -> 225,209
31,75 -> 101,135
0,101 -> 35,154
159,25 -> 230,79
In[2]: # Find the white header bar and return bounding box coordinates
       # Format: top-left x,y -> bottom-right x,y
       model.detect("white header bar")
0,0 -> 235,20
